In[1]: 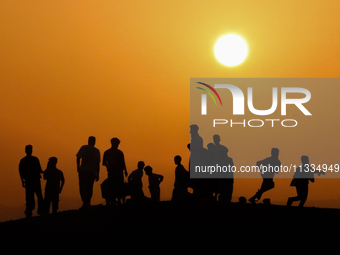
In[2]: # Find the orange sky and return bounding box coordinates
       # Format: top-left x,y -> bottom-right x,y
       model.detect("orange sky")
1,1 -> 340,220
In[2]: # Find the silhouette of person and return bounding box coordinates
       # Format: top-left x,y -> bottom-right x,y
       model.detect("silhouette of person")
238,196 -> 247,204
189,125 -> 204,169
76,136 -> 100,209
206,143 -> 216,164
144,166 -> 163,202
43,157 -> 65,214
187,143 -> 194,189
187,143 -> 191,171
213,135 -> 234,204
100,178 -> 114,206
171,155 -> 189,202
103,137 -> 127,205
287,155 -> 324,207
249,148 -> 281,204
19,145 -> 44,217
128,161 -> 145,201
190,124 -> 203,150
189,125 -> 206,200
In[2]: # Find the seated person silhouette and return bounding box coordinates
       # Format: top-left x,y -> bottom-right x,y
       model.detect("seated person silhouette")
128,161 -> 145,202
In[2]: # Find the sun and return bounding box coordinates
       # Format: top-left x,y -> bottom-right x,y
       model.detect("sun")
214,34 -> 248,66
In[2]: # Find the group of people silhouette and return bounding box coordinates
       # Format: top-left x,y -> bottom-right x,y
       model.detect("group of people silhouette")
18,137 -> 165,217
18,126 -> 324,218
187,124 -> 325,207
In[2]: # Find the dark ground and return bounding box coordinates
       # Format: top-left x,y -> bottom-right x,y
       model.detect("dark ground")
0,201 -> 339,251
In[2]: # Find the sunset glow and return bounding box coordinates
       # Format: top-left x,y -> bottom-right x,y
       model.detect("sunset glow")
1,1 -> 340,222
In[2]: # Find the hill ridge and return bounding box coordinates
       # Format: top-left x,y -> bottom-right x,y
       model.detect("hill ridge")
1,201 -> 339,249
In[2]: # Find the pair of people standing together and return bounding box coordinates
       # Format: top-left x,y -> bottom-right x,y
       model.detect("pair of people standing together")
76,136 -> 126,209
19,145 -> 65,217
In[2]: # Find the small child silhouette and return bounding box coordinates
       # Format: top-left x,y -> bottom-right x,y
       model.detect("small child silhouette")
43,157 -> 65,214
144,166 -> 163,202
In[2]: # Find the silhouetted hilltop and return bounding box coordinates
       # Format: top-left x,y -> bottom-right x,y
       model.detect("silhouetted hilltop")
1,201 -> 339,250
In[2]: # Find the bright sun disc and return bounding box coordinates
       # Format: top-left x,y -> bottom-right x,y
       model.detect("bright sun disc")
214,34 -> 248,66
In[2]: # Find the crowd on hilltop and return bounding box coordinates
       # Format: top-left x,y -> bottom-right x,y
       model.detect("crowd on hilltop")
187,124 -> 325,207
19,137 -> 165,217
18,126 -> 324,218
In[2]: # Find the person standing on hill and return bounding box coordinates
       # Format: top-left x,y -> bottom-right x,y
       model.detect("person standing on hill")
43,157 -> 65,214
76,136 -> 101,209
19,144 -> 44,217
144,165 -> 163,202
103,137 -> 127,205
171,155 -> 189,202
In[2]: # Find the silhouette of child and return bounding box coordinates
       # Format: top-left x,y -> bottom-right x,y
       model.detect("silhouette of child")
43,157 -> 65,214
144,166 -> 163,202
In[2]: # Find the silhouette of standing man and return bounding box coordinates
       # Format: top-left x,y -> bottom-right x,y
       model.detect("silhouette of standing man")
189,125 -> 205,200
171,155 -> 189,202
189,124 -> 204,166
249,148 -> 281,204
103,138 -> 127,205
213,135 -> 234,203
19,145 -> 44,217
76,136 -> 100,209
